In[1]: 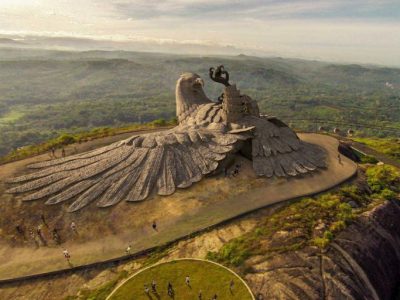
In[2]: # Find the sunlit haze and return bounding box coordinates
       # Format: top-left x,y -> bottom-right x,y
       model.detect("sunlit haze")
1,0 -> 400,66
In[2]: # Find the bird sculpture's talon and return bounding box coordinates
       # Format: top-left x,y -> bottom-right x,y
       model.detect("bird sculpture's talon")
209,65 -> 231,87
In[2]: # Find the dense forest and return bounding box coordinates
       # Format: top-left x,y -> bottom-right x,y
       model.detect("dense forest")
0,48 -> 399,157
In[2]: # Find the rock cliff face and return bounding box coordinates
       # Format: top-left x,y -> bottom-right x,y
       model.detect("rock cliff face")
246,200 -> 400,300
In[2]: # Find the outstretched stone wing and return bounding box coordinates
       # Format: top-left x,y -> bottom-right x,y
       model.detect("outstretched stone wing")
242,116 -> 327,177
7,127 -> 248,212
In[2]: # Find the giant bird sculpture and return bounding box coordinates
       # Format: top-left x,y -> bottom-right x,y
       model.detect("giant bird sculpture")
7,66 -> 326,212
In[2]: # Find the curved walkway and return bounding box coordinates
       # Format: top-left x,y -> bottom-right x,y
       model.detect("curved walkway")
106,258 -> 255,300
0,134 -> 357,282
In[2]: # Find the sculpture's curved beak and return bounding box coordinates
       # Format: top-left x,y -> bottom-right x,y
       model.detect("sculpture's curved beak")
193,77 -> 204,88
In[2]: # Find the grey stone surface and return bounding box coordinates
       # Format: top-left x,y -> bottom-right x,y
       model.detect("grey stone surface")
7,72 -> 326,211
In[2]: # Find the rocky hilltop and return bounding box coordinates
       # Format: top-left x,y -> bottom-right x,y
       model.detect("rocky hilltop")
247,200 -> 400,299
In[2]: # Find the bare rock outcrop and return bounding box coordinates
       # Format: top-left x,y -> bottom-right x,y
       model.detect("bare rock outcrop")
247,200 -> 400,299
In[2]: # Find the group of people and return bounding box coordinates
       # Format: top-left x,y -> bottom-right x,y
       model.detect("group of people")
15,216 -> 78,266
144,276 -> 235,299
50,147 -> 66,158
144,280 -> 160,296
17,215 -> 158,266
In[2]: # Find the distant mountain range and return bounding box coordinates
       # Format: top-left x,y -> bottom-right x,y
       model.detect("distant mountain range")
0,47 -> 398,157
0,34 -> 260,57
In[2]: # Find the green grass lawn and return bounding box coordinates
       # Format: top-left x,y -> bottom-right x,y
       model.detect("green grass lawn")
108,259 -> 253,300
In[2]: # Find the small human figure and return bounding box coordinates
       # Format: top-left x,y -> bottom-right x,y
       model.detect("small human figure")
230,279 -> 234,292
212,294 -> 218,300
70,221 -> 77,234
63,249 -> 71,262
52,228 -> 61,245
16,225 -> 25,239
232,168 -> 239,177
185,275 -> 190,286
144,285 -> 150,294
51,147 -> 55,158
126,244 -> 131,254
37,225 -> 47,246
167,282 -> 174,297
337,154 -> 342,164
198,290 -> 202,300
152,220 -> 157,231
151,280 -> 157,293
232,164 -> 240,177
62,148 -> 66,157
36,225 -> 41,237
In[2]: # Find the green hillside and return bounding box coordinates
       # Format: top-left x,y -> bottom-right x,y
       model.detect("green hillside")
0,48 -> 399,157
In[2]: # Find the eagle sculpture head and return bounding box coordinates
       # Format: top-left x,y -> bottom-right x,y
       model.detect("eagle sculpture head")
176,72 -> 211,122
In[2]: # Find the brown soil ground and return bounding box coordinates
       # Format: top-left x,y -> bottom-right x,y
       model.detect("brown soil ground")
0,132 -> 356,280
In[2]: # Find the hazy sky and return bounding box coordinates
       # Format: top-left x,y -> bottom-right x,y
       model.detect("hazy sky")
1,0 -> 400,66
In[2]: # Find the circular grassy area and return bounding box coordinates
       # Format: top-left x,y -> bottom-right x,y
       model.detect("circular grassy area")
108,259 -> 254,300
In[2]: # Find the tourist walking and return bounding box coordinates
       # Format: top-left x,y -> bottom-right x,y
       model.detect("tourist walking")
15,225 -> 26,239
144,285 -> 150,295
230,279 -> 234,292
152,220 -> 157,231
167,282 -> 174,297
52,228 -> 61,245
198,290 -> 202,300
212,294 -> 218,300
37,225 -> 47,246
63,249 -> 71,262
151,280 -> 157,293
70,221 -> 77,234
125,244 -> 131,254
185,275 -> 190,287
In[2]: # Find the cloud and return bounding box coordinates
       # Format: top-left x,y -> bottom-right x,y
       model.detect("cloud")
0,0 -> 399,66
109,0 -> 400,21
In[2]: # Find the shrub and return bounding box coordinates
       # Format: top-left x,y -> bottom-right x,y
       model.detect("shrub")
360,155 -> 379,164
329,220 -> 346,232
366,165 -> 400,193
313,237 -> 330,248
337,203 -> 353,222
373,188 -> 397,201
56,134 -> 77,146
151,118 -> 167,126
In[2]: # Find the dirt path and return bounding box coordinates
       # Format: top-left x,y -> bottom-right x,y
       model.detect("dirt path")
0,133 -> 357,280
